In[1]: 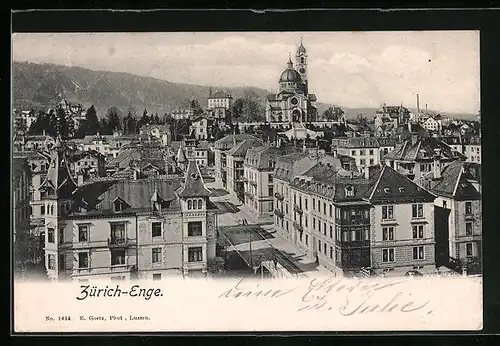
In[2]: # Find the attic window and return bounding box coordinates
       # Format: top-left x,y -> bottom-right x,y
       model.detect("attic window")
399,187 -> 405,193
345,185 -> 355,197
191,172 -> 198,180
113,199 -> 125,212
384,188 -> 391,193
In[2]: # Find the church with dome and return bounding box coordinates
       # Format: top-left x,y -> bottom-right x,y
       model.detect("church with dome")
265,40 -> 318,123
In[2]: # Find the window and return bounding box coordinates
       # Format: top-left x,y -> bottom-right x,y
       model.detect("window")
360,150 -> 366,156
47,228 -> 55,243
323,223 -> 327,235
323,202 -> 326,215
413,246 -> 425,260
78,252 -> 89,268
345,185 -> 354,197
318,240 -> 321,251
50,205 -> 54,215
198,199 -> 203,209
153,273 -> 162,281
188,221 -> 202,236
317,200 -> 321,211
412,204 -> 424,218
382,205 -> 394,219
360,159 -> 365,165
78,225 -> 88,242
351,150 -> 356,156
443,200 -> 447,209
111,223 -> 125,242
330,246 -> 333,259
305,199 -> 308,210
369,159 -> 374,165
113,200 -> 123,212
466,222 -> 473,236
312,218 -> 316,229
312,198 -> 315,210
364,229 -> 370,240
324,243 -> 327,255
382,227 -> 394,241
188,200 -> 193,210
466,243 -> 473,257
465,201 -> 472,215
330,226 -> 333,238
188,247 -> 203,262
369,149 -> 374,155
329,205 -> 333,217
382,249 -> 395,262
48,254 -> 55,270
268,186 -> 273,197
111,249 -> 126,265
305,234 -> 308,245
59,228 -> 64,244
152,248 -> 162,263
152,222 -> 162,237
59,254 -> 65,270
412,225 -> 424,239
342,231 -> 349,242
41,205 -> 45,215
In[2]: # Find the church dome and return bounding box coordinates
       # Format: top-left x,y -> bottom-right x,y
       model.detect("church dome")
279,68 -> 302,83
279,58 -> 302,83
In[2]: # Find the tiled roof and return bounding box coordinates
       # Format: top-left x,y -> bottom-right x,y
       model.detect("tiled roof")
226,138 -> 263,157
416,160 -> 481,200
176,160 -> 211,198
332,137 -> 380,149
383,137 -> 465,161
377,137 -> 399,147
73,178 -> 183,211
244,145 -> 300,169
106,144 -> 169,170
274,152 -> 344,182
214,134 -> 259,150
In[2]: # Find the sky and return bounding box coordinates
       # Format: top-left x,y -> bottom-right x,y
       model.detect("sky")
12,31 -> 480,114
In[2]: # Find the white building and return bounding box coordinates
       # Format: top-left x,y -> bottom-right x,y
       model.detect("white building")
190,117 -> 209,140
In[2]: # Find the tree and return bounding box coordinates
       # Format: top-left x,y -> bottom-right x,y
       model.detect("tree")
99,117 -> 109,135
46,109 -> 58,137
323,107 -> 345,121
55,105 -> 71,139
232,99 -> 244,119
141,108 -> 149,125
85,105 -> 99,135
106,107 -> 122,133
356,113 -> 367,126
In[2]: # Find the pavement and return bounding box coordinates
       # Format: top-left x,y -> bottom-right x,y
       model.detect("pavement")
207,181 -> 332,278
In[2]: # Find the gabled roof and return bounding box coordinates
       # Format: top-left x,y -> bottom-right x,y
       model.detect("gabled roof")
40,142 -> 78,198
367,165 -> 435,204
226,138 -> 263,157
214,134 -> 259,150
176,146 -> 187,163
245,145 -> 300,169
384,136 -> 465,161
176,160 -> 211,198
417,160 -> 481,200
274,153 -> 344,182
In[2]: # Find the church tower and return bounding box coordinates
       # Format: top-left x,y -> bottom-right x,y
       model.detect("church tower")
295,37 -> 308,95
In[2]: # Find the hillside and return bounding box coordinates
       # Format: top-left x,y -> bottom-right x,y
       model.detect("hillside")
12,61 -> 269,117
12,61 -> 476,121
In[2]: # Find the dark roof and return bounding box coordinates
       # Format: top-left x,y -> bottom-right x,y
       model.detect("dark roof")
244,145 -> 300,169
73,178 -> 183,211
208,91 -> 232,99
274,153 -> 344,182
214,134 -> 259,150
417,160 -> 481,200
308,94 -> 317,102
384,136 -> 465,162
176,160 -> 211,198
226,138 -> 263,157
332,137 -> 380,149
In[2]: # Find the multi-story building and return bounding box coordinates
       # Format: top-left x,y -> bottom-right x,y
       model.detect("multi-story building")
383,134 -> 465,181
70,150 -> 106,181
374,104 -> 410,134
46,159 -> 218,281
207,90 -> 233,111
213,134 -> 260,189
13,155 -> 31,245
226,138 -> 263,201
416,160 -> 482,274
190,117 -> 209,140
171,108 -> 194,120
463,135 -> 481,164
273,151 -> 347,244
139,124 -> 172,146
243,144 -> 300,223
422,116 -> 442,132
283,163 -> 437,277
332,137 -> 381,172
170,139 -> 210,168
24,135 -> 56,151
377,137 -> 399,160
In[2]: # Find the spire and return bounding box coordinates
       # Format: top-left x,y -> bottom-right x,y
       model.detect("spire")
287,54 -> 293,69
176,145 -> 187,164
176,160 -> 211,198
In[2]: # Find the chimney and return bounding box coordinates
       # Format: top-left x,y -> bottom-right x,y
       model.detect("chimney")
332,148 -> 338,157
416,94 -> 420,114
433,148 -> 442,179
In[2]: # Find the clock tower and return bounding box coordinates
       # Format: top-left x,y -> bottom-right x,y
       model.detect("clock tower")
295,37 -> 308,95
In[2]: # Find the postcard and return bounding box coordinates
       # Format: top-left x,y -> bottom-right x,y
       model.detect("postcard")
11,29 -> 482,333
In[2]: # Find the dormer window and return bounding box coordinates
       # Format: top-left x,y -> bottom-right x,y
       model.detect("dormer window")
345,185 -> 355,197
384,188 -> 391,194
399,187 -> 405,193
113,198 -> 127,212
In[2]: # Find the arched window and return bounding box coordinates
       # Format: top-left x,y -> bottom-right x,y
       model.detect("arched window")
50,205 -> 54,215
198,199 -> 202,209
301,57 -> 304,63
188,200 -> 192,210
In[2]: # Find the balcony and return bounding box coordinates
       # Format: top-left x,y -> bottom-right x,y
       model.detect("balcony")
293,204 -> 303,214
464,213 -> 475,221
244,191 -> 254,200
235,176 -> 246,182
107,237 -> 131,248
274,192 -> 284,201
293,221 -> 304,232
241,177 -> 248,183
249,180 -> 257,187
274,209 -> 284,218
339,217 -> 371,226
